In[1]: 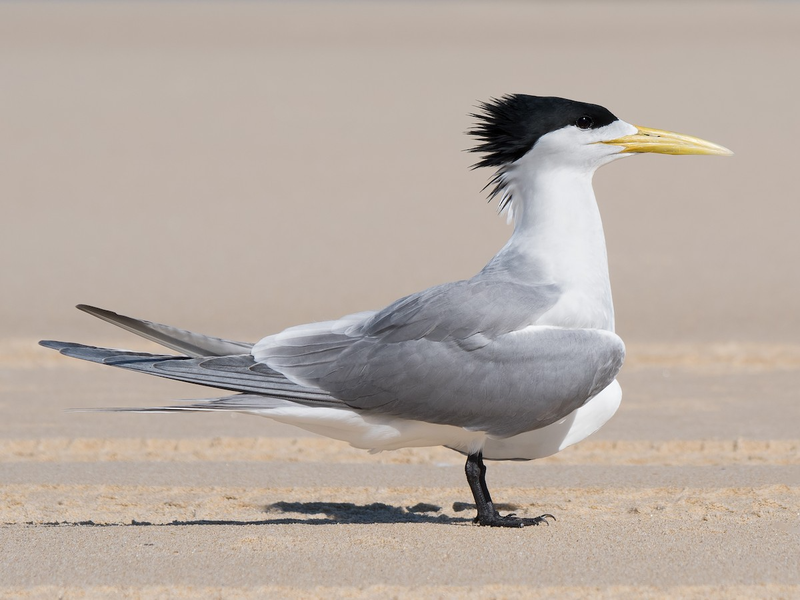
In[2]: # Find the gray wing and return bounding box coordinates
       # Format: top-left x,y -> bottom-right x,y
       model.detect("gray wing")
73,394 -> 322,414
255,279 -> 625,438
76,304 -> 253,357
39,340 -> 338,406
360,279 -> 560,342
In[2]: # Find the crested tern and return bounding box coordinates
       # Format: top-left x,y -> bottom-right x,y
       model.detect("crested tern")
41,95 -> 732,527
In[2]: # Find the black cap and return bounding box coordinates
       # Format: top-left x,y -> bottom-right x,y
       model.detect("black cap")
468,95 -> 619,168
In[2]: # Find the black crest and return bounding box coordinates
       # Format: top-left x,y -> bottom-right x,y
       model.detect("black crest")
467,95 -> 618,169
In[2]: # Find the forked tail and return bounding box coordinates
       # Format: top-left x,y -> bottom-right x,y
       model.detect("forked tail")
39,306 -> 343,413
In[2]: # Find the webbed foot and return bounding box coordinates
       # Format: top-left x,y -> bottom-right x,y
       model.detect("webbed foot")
473,512 -> 555,528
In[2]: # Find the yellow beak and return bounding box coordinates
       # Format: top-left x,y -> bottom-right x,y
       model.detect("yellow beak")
601,126 -> 733,156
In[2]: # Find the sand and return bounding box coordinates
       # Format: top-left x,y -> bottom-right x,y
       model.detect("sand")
1,2 -> 799,598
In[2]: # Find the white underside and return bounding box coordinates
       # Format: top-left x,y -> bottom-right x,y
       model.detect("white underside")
246,379 -> 621,461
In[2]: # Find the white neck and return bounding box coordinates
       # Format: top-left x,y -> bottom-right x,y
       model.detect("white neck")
491,158 -> 615,331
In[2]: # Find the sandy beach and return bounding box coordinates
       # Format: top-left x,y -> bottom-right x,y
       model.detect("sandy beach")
1,2 -> 799,598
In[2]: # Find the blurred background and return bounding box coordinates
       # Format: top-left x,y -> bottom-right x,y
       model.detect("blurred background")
2,8 -> 798,590
1,0 -> 798,346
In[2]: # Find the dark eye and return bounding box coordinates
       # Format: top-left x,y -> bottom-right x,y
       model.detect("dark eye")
576,116 -> 593,130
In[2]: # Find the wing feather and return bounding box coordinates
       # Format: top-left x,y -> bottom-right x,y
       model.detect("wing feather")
253,279 -> 624,438
39,341 -> 339,405
76,304 -> 253,357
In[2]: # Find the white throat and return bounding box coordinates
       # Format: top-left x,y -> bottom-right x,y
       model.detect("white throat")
494,152 -> 616,331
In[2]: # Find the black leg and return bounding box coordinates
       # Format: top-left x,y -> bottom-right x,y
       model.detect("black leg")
465,452 -> 555,528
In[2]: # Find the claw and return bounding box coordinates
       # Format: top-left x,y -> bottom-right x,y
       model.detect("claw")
473,512 -> 556,528
465,453 -> 557,529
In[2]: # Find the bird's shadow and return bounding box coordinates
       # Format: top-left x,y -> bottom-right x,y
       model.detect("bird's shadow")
24,501 -> 496,527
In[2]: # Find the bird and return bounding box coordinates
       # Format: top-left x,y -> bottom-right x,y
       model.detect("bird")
40,95 -> 732,528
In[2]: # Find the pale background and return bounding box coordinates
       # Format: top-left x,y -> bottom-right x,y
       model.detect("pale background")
2,1 -> 798,345
1,2 -> 798,597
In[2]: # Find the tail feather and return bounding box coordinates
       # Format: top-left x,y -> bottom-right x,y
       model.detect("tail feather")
70,393 -> 313,413
39,341 -> 342,407
76,304 -> 253,357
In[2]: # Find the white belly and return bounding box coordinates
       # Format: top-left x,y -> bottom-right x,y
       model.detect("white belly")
247,379 -> 622,461
480,378 -> 622,460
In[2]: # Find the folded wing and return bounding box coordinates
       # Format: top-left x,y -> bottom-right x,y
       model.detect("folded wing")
254,280 -> 624,438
